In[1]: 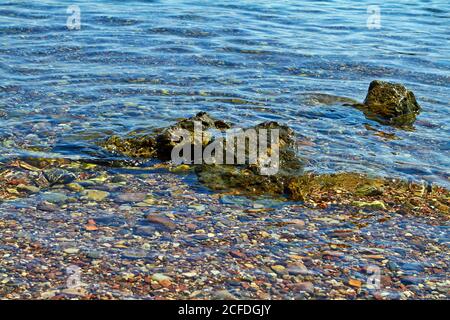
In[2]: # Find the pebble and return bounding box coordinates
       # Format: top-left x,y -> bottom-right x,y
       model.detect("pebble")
66,183 -> 84,192
271,265 -> 287,275
134,225 -> 155,237
146,214 -> 177,231
348,278 -> 362,288
41,192 -> 68,204
213,290 -> 238,300
151,273 -> 172,282
86,250 -> 102,259
287,264 -> 309,276
121,250 -> 148,260
17,184 -> 40,193
295,281 -> 314,294
287,219 -> 306,229
44,168 -> 76,185
400,276 -> 422,285
189,204 -> 205,211
36,201 -> 57,212
114,192 -> 146,203
63,248 -> 80,254
351,200 -> 386,210
84,190 -> 110,201
229,250 -> 247,259
402,262 -> 425,272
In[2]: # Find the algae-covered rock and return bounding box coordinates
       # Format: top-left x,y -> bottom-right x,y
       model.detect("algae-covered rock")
361,80 -> 421,127
155,111 -> 231,160
301,81 -> 420,128
285,172 -> 384,202
196,164 -> 287,195
195,120 -> 304,195
101,112 -> 231,160
96,111 -> 450,217
102,134 -> 158,158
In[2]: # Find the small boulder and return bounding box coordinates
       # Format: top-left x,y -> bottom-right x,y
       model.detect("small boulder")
362,80 -> 421,127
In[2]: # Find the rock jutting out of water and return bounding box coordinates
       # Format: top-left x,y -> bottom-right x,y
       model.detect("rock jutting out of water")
307,80 -> 421,128
352,80 -> 421,127
98,111 -> 449,216
102,112 -> 231,160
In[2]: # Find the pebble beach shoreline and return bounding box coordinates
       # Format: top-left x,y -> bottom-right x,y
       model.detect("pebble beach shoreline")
0,162 -> 448,300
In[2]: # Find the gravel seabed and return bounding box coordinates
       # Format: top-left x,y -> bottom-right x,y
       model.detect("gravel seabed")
0,167 -> 448,300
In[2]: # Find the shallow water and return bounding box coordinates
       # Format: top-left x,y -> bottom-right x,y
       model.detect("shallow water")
1,0 -> 449,187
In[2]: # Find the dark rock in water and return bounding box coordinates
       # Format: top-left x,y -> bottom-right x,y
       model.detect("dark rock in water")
36,201 -> 58,212
43,168 -> 76,185
134,225 -> 156,237
300,93 -> 359,106
102,134 -> 158,158
93,215 -> 127,227
400,276 -> 422,285
361,80 -> 421,127
155,111 -> 231,160
195,120 -> 304,196
101,112 -> 230,160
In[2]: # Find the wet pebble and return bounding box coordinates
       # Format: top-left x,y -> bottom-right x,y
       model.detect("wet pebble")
114,192 -> 146,203
84,190 -> 110,201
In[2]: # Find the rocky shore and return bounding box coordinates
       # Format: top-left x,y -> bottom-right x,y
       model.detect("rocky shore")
0,81 -> 448,300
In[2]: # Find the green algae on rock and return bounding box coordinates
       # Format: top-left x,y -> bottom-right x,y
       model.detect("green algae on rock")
97,111 -> 450,216
101,112 -> 231,160
155,111 -> 231,161
102,134 -> 158,158
285,172 -> 385,202
359,80 -> 421,127
308,81 -> 421,128
195,120 -> 304,195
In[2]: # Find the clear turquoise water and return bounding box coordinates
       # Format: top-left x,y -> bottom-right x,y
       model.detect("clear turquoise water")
1,0 -> 449,186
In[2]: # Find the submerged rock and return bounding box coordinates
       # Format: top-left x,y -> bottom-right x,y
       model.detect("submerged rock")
285,172 -> 384,202
44,168 -> 76,185
360,80 -> 421,127
83,189 -> 110,201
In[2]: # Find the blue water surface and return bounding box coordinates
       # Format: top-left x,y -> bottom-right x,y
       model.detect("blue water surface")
0,0 -> 449,186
